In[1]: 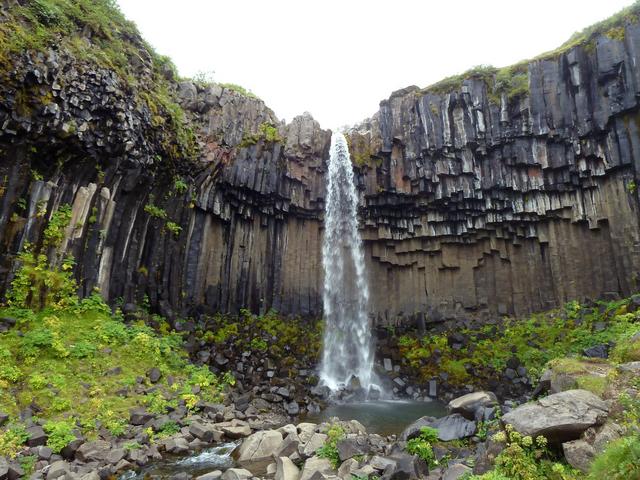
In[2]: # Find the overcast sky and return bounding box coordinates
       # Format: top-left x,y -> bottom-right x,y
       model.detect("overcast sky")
117,0 -> 633,129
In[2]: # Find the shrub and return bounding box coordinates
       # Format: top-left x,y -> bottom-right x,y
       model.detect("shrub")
317,424 -> 345,468
0,424 -> 29,458
44,419 -> 76,453
589,434 -> 640,480
406,427 -> 439,468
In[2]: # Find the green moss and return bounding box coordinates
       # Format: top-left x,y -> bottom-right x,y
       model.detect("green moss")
0,0 -> 199,164
239,122 -> 283,147
399,297 -> 640,387
0,300 -> 232,446
416,2 -> 640,102
220,83 -> 259,99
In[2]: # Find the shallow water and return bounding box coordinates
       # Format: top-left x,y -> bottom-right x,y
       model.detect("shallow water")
121,442 -> 237,479
305,399 -> 448,436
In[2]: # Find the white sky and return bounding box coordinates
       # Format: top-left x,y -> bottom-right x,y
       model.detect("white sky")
117,0 -> 634,129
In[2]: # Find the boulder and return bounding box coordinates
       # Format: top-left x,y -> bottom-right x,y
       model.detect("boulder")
442,463 -> 472,480
301,433 -> 328,457
299,456 -> 335,480
45,460 -> 71,480
189,422 -> 223,443
221,424 -> 251,439
275,456 -> 300,480
501,389 -> 609,442
75,440 -> 112,463
369,456 -> 397,471
221,468 -> 252,480
383,453 -> 429,480
276,434 -> 301,458
0,458 -> 8,480
164,436 -> 190,454
447,392 -> 498,420
562,439 -> 595,472
400,414 -> 476,442
236,430 -> 284,475
196,471 -> 223,480
337,458 -> 359,478
129,407 -> 154,426
336,436 -> 370,461
26,425 -> 47,447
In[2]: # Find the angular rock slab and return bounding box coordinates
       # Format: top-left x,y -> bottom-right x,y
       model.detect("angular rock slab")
447,391 -> 498,420
275,456 -> 300,480
236,430 -> 283,475
299,456 -> 335,480
501,389 -> 608,442
400,414 -> 476,441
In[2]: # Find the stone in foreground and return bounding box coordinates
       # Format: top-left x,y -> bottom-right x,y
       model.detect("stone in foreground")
236,430 -> 283,475
501,389 -> 608,442
275,456 -> 300,480
400,414 -> 476,441
447,391 -> 498,420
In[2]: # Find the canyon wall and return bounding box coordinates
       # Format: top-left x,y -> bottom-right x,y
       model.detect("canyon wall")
1,18 -> 640,324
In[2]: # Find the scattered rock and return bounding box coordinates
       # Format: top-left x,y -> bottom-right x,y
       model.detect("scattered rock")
336,436 -> 370,461
275,456 -> 300,480
236,430 -> 284,475
26,425 -> 47,447
148,367 -> 162,383
442,463 -> 472,480
75,440 -> 112,463
129,407 -> 154,426
447,391 -> 498,420
221,468 -> 252,480
299,456 -> 335,480
562,439 -> 595,472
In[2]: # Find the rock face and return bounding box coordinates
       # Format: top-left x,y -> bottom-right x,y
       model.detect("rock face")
235,430 -> 284,475
501,389 -> 609,442
1,17 -> 640,322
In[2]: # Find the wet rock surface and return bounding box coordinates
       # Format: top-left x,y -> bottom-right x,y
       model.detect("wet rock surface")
2,21 -> 640,324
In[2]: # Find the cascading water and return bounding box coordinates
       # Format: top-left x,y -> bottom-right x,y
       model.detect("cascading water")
319,132 -> 377,396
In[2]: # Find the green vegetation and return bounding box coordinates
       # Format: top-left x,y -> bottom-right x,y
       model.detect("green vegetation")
239,122 -> 284,148
589,433 -> 640,480
144,201 -> 183,237
469,426 -> 579,480
317,424 -> 346,468
0,209 -> 233,458
197,308 -> 322,366
220,83 -> 259,99
406,427 -> 439,468
0,0 -> 198,163
553,1 -> 640,55
7,205 -> 77,311
344,133 -> 382,168
144,202 -> 168,220
398,298 -> 640,387
419,2 -> 640,103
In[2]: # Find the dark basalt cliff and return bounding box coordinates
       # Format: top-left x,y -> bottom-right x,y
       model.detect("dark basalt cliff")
1,7 -> 640,324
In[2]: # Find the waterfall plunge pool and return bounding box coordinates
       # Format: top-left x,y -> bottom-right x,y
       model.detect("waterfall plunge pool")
305,399 -> 448,436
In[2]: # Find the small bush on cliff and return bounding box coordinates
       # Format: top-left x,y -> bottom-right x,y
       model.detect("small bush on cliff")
7,204 -> 78,311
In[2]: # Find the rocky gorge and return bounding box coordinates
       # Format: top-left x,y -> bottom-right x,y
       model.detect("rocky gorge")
1,0 -> 640,479
2,2 -> 640,324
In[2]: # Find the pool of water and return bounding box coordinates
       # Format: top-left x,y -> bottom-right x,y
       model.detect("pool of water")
304,399 -> 448,436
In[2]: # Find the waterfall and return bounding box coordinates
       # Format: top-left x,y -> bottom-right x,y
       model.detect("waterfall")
319,132 -> 376,395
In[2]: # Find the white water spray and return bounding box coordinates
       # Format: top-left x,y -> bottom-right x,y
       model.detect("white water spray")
319,132 -> 376,394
